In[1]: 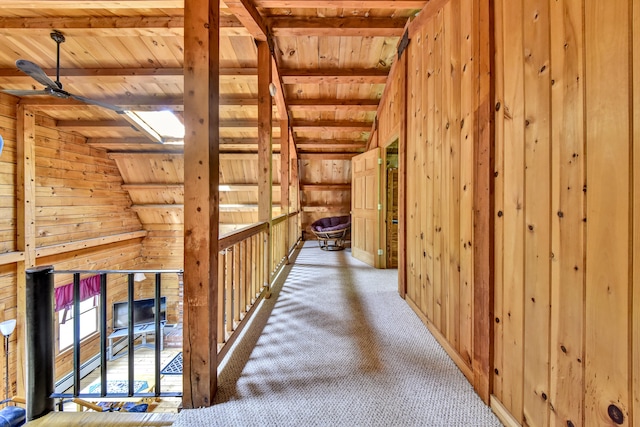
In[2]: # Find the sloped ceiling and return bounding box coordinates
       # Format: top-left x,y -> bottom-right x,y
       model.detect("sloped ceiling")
0,0 -> 425,230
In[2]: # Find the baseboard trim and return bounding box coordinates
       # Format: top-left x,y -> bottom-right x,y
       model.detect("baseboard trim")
490,395 -> 522,427
405,296 -> 474,382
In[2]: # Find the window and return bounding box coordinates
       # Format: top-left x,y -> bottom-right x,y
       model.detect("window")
58,297 -> 99,352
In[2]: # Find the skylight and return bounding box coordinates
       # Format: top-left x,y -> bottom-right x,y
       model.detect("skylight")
125,110 -> 185,143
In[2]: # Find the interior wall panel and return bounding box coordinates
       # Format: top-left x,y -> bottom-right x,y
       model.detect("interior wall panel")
396,0 -> 481,386
492,0 -> 638,425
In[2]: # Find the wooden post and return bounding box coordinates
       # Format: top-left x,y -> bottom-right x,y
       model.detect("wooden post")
182,0 -> 219,408
16,105 -> 36,399
257,41 -> 273,291
472,0 -> 493,405
280,119 -> 290,259
397,45 -> 408,298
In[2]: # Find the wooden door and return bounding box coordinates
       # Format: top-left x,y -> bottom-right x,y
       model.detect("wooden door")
351,148 -> 381,267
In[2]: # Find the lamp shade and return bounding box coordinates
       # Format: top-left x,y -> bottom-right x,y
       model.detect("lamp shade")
133,272 -> 147,282
0,319 -> 16,337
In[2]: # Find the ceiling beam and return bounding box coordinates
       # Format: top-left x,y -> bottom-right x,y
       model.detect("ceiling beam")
280,68 -> 387,84
224,0 -> 269,41
0,15 -> 249,36
269,17 -> 407,37
57,119 -> 281,130
299,183 -> 351,191
292,120 -> 372,132
298,153 -> 358,160
253,0 -> 427,8
296,144 -> 365,151
0,67 -> 256,85
288,98 -> 379,112
0,1 -> 183,8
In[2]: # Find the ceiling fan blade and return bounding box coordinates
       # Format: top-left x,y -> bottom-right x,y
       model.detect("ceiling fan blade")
2,89 -> 51,96
15,59 -> 59,89
69,93 -> 125,114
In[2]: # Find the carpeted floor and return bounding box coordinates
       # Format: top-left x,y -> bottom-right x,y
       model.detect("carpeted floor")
174,242 -> 502,427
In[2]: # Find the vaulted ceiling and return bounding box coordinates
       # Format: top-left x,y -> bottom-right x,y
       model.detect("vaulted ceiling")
0,0 -> 426,232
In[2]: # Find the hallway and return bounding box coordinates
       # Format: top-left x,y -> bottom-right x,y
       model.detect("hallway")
174,242 -> 502,426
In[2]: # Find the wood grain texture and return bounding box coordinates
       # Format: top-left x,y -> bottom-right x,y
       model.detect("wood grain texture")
584,0 -> 630,424
548,0 -> 585,424
182,0 -> 219,408
522,0 -> 551,424
500,0 -> 525,421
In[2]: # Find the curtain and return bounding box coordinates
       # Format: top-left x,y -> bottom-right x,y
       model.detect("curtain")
55,275 -> 101,312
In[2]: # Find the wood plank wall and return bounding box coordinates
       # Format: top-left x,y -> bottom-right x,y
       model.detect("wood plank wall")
0,93 -> 153,397
492,0 -> 639,425
371,0 -> 487,407
376,0 -> 480,384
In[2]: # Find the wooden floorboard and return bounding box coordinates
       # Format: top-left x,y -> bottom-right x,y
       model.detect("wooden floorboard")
25,412 -> 177,426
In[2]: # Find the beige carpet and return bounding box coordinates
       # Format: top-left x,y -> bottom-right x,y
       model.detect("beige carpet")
174,242 -> 502,427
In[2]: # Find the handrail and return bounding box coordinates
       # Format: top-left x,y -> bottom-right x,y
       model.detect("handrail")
219,222 -> 268,252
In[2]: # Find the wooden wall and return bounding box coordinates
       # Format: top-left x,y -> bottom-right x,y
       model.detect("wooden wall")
299,157 -> 352,238
386,0 -> 480,384
0,93 -> 155,396
492,0 -> 640,425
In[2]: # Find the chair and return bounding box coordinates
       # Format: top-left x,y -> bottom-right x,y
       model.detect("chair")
0,397 -> 26,427
310,216 -> 351,251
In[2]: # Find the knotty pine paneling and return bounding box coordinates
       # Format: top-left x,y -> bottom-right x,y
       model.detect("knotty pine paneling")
400,0 -> 477,375
492,0 -> 639,425
0,98 -> 17,254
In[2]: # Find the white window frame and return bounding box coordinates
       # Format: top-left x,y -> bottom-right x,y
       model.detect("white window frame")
57,296 -> 100,353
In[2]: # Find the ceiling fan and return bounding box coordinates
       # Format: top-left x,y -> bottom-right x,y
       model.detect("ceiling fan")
2,31 -> 125,114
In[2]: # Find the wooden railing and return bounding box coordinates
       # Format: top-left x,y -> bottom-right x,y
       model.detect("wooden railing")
24,212 -> 302,419
216,211 -> 301,360
216,222 -> 268,356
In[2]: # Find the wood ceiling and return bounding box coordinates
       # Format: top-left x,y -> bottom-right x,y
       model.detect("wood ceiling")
0,0 -> 425,155
0,0 -> 426,232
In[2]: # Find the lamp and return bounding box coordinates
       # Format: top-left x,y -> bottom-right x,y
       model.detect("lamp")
269,82 -> 277,97
133,272 -> 147,282
0,319 -> 16,402
0,135 -> 4,157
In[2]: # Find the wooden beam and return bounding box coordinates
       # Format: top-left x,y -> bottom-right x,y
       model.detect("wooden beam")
296,143 -> 365,151
253,0 -> 427,7
0,251 -> 25,266
299,183 -> 351,191
292,120 -> 373,132
0,1 -> 183,8
17,96 -> 184,111
56,119 -> 133,131
257,41 -> 272,292
182,0 -> 218,408
280,119 -> 290,214
298,153 -> 357,160
16,105 -> 36,398
295,138 -> 368,145
270,17 -> 407,37
288,98 -> 379,112
280,68 -> 388,84
271,58 -> 288,123
225,0 -> 269,41
35,231 -> 147,258
0,67 -> 255,85
0,14 -> 248,36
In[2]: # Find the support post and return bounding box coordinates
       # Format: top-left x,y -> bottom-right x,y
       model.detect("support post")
16,106 -> 36,399
25,266 -> 54,421
280,119 -> 290,260
182,0 -> 220,408
257,40 -> 273,293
